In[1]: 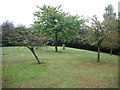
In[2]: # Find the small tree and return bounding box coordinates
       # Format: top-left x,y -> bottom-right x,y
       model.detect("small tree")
86,15 -> 106,62
15,25 -> 47,64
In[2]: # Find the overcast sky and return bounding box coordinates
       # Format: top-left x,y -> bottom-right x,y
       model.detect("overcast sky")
0,0 -> 119,27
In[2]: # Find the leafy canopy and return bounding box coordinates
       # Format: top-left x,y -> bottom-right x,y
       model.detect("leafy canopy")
34,5 -> 81,42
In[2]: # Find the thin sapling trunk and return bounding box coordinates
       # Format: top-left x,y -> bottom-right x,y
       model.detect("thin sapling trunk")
97,46 -> 100,62
27,47 -> 41,64
110,47 -> 113,55
55,30 -> 58,52
62,44 -> 65,50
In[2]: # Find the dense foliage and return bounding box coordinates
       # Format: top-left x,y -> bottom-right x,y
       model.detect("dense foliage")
34,5 -> 81,52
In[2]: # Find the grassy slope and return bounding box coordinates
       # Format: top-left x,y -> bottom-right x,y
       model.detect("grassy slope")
2,46 -> 118,88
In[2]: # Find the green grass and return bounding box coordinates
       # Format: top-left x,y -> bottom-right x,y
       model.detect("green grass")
2,46 -> 118,88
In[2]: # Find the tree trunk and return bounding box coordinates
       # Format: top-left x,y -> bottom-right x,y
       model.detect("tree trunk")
110,47 -> 113,55
97,46 -> 100,62
62,44 -> 65,50
55,30 -> 58,52
55,43 -> 58,52
28,47 -> 41,64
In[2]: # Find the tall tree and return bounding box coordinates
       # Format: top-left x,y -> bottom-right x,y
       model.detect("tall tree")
103,4 -> 118,55
34,5 -> 81,52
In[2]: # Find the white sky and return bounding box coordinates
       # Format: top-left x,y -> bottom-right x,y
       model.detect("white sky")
0,0 -> 119,27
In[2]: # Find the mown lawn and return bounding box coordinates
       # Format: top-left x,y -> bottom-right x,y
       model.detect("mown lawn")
2,46 -> 118,88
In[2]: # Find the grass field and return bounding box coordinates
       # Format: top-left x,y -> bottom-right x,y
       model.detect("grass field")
2,46 -> 118,88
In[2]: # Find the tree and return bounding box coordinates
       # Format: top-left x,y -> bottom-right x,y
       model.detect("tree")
102,4 -> 118,55
2,20 -> 14,46
14,25 -> 47,64
102,18 -> 118,55
34,5 -> 81,52
86,15 -> 106,62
